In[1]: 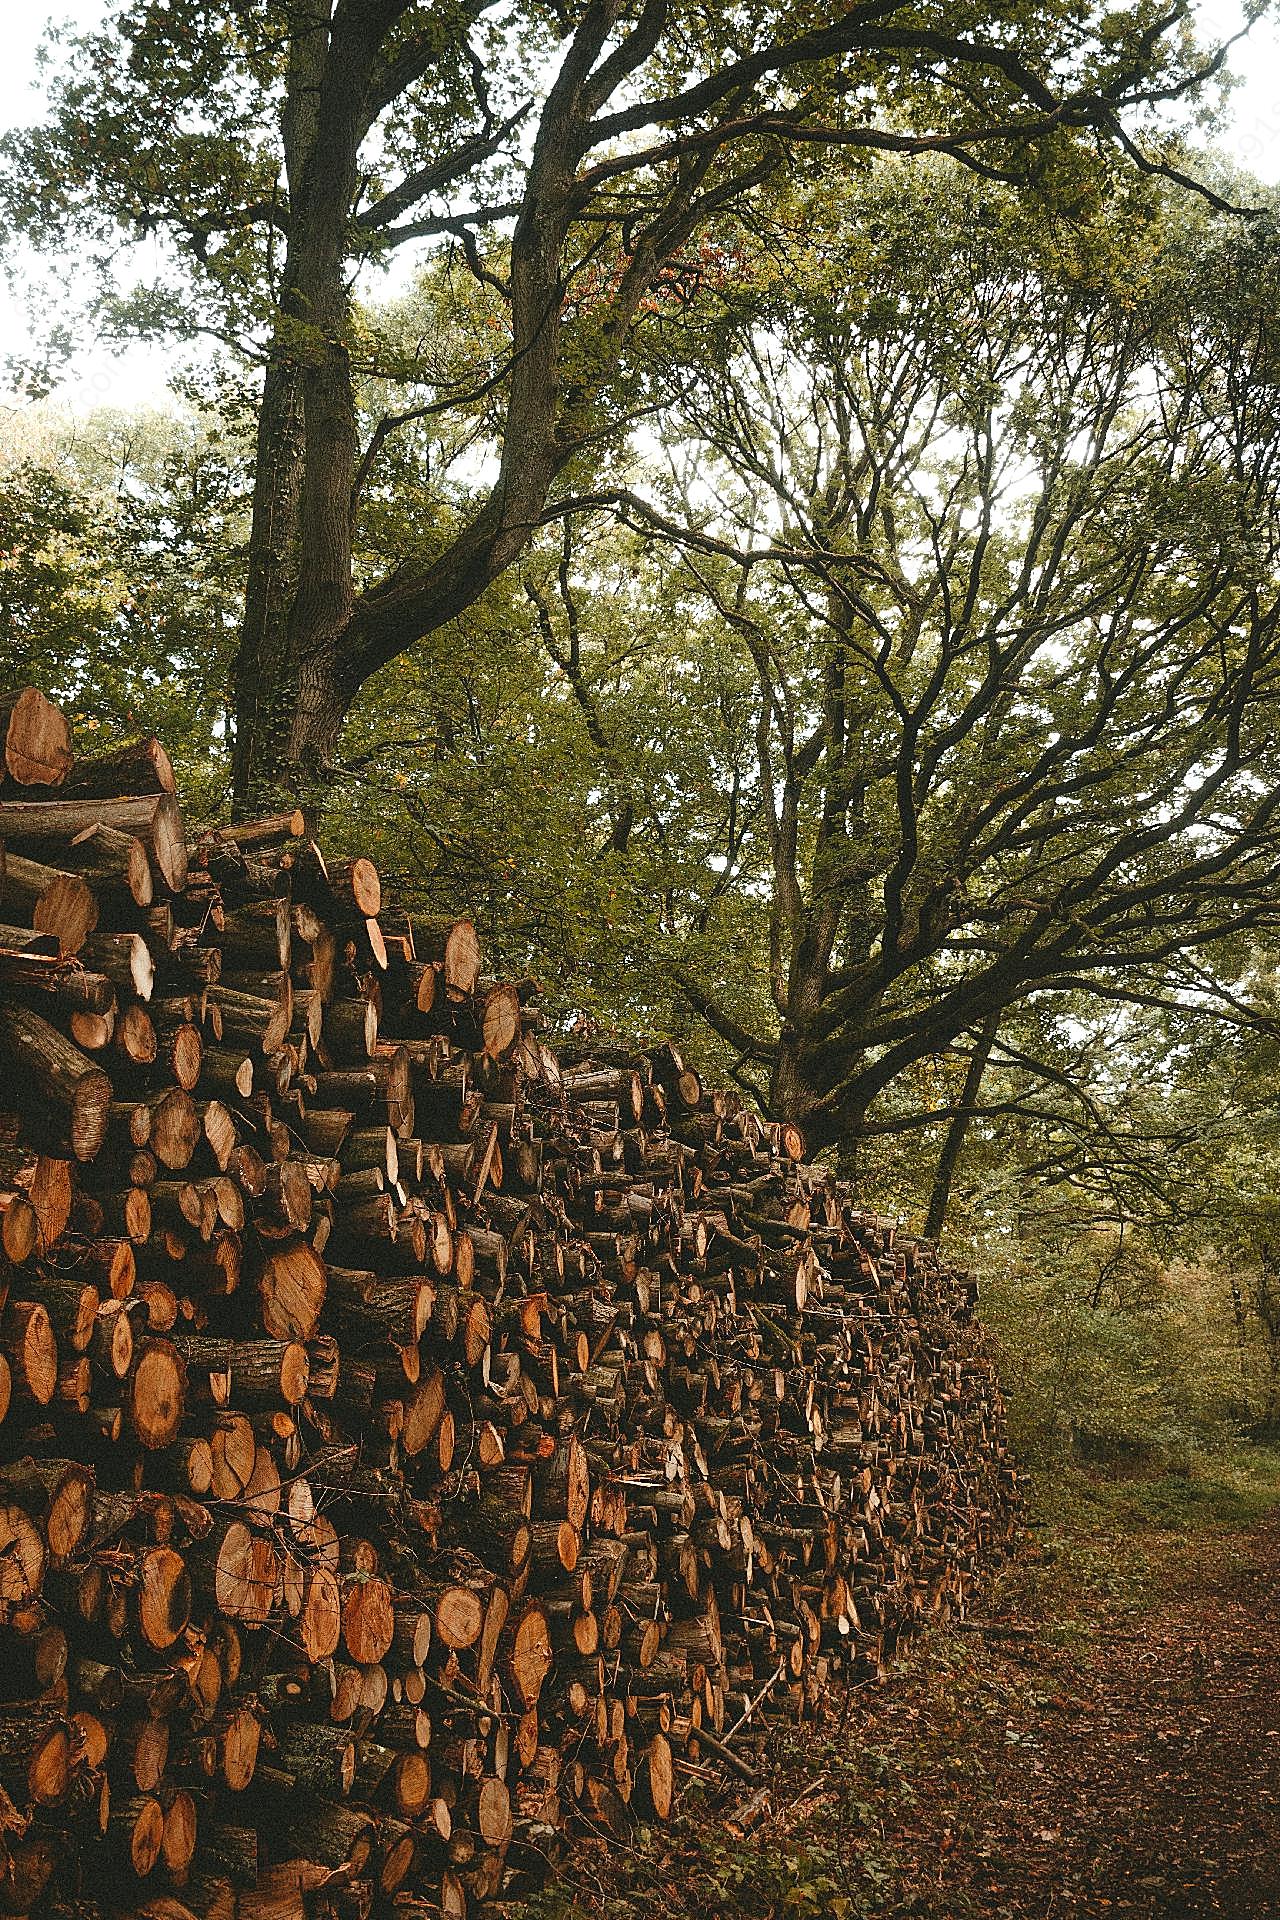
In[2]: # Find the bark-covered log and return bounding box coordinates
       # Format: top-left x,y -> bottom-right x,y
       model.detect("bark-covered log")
416,918 -> 482,998
0,793 -> 187,892
0,851 -> 98,955
0,1006 -> 112,1159
64,821 -> 155,907
61,735 -> 175,799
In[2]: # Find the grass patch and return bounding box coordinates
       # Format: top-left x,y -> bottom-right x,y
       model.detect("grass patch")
995,1445 -> 1280,1635
1033,1444 -> 1280,1534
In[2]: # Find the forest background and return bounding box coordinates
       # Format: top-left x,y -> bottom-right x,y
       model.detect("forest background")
5,0 -> 1280,1489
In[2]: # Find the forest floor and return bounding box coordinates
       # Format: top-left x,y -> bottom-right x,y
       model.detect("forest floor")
512,1448 -> 1280,1920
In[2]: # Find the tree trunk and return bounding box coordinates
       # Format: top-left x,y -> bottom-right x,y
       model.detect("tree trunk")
924,1013 -> 1000,1241
768,940 -> 861,1156
226,8 -> 601,812
229,0 -> 362,814
230,349 -> 306,803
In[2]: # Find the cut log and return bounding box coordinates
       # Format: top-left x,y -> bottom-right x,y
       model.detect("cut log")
2,1457 -> 94,1563
19,1149 -> 72,1251
2,1300 -> 58,1407
204,809 -> 305,849
206,984 -> 291,1054
0,1005 -> 112,1159
211,1521 -> 281,1627
0,1707 -> 69,1806
110,1792 -> 166,1875
0,687 -> 72,786
82,930 -> 154,1000
67,820 -> 154,906
216,900 -> 291,971
116,1001 -> 158,1065
162,1788 -> 199,1876
419,917 -> 482,997
172,1335 -> 310,1407
258,1239 -> 327,1341
328,857 -> 381,917
143,1088 -> 203,1169
138,1543 -> 193,1648
79,1234 -> 137,1298
128,1338 -> 187,1448
0,945 -> 115,1015
62,734 -> 175,798
0,1190 -> 37,1264
0,851 -> 98,955
0,792 -> 187,891
481,983 -> 522,1059
0,1503 -> 46,1619
506,1604 -> 553,1707
341,1573 -> 394,1663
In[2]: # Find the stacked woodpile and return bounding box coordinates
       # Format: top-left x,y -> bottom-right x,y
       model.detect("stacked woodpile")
0,686 -> 1018,1920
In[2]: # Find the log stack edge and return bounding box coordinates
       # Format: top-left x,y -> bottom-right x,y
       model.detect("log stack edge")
0,685 -> 1019,1920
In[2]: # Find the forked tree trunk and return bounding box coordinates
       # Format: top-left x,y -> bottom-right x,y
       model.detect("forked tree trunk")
225,7 -> 611,813
767,915 -> 847,1152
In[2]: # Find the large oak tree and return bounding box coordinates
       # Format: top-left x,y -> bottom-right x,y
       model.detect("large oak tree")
530,165 -> 1280,1155
2,0 -> 1232,804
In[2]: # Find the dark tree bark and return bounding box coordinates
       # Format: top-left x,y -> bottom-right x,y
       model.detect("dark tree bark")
925,1014 -> 1000,1241
227,1 -> 619,807
231,0 -> 399,802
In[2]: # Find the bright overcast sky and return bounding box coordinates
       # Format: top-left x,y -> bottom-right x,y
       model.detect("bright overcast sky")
2,0 -> 1280,414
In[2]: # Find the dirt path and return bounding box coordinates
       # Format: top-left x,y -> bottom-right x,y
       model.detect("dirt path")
512,1489 -> 1280,1920
881,1511 -> 1280,1918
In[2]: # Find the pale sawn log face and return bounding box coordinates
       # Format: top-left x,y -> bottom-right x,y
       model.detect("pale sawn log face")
0,686 -> 1017,1914
0,687 -> 73,788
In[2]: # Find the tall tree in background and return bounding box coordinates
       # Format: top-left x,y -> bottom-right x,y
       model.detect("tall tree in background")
535,166 -> 1280,1153
1,0 -> 1233,804
0,413 -> 244,804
